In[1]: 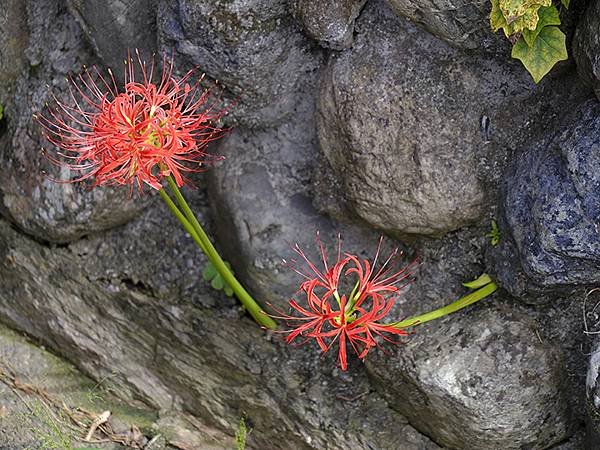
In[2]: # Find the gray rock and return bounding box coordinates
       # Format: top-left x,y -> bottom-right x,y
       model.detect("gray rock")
487,99 -> 600,300
292,0 -> 367,50
384,0 -> 507,53
66,0 -> 157,73
0,0 -> 148,243
157,0 -> 323,129
573,0 -> 600,99
367,302 -> 573,449
0,207 -> 440,450
207,95 -> 409,312
0,0 -> 28,108
315,0 -> 584,237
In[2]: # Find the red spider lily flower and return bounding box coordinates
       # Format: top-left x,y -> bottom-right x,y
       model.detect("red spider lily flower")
273,234 -> 419,370
36,50 -> 227,191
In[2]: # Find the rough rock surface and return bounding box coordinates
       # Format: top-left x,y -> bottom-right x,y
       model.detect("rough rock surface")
487,99 -> 600,300
157,0 -> 323,128
586,325 -> 600,449
360,226 -> 587,449
292,0 -> 367,50
573,0 -> 600,98
315,0 -> 587,237
384,0 -> 507,53
367,302 -> 572,449
207,96 -> 408,311
0,0 -> 147,243
0,0 -> 28,108
0,0 -> 596,448
0,324 -> 157,450
0,209 -> 441,450
66,0 -> 157,72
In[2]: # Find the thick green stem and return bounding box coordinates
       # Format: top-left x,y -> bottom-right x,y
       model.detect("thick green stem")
391,282 -> 497,329
161,178 -> 277,330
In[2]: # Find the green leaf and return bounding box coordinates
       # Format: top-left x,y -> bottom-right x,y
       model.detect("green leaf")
203,261 -> 234,295
485,219 -> 501,246
490,0 -> 513,36
211,276 -> 225,290
522,5 -> 561,47
493,0 -> 552,35
511,26 -> 568,83
499,0 -> 551,21
202,262 -> 218,281
462,273 -> 493,289
561,0 -> 569,8
0,104 -> 3,121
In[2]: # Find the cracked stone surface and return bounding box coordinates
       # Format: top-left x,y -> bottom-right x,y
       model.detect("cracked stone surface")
314,0 -> 589,237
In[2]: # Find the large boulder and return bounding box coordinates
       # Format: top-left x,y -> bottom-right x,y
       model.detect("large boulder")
0,0 -> 147,243
315,0 -> 587,237
157,0 -> 323,128
367,302 -> 573,449
487,99 -> 600,301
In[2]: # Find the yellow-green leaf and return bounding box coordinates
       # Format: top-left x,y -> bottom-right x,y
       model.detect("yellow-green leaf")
498,0 -> 551,33
561,0 -> 569,8
462,273 -> 493,289
522,5 -> 561,47
490,0 -> 514,36
512,26 -> 568,83
499,0 -> 551,20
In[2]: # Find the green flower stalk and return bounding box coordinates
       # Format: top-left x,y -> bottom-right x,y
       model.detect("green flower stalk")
159,176 -> 276,329
273,236 -> 498,370
36,50 -> 276,329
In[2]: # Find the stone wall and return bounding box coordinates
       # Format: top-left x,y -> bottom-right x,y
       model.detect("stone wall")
1,0 -> 599,448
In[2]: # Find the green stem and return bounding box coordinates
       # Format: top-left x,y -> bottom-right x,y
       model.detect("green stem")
391,282 -> 497,329
165,176 -> 209,254
161,177 -> 277,330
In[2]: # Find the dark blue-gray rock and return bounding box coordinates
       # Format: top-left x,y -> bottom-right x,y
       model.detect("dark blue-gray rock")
157,0 -> 323,128
488,99 -> 600,301
315,0 -> 588,237
573,0 -> 600,99
291,0 -> 367,50
66,0 -> 157,72
367,302 -> 573,449
0,0 -> 148,243
384,0 -> 508,53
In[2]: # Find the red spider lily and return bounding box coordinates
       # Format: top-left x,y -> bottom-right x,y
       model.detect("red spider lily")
274,234 -> 418,370
36,50 -> 227,191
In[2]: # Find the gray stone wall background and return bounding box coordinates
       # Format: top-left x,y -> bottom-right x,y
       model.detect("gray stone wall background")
1,0 -> 599,448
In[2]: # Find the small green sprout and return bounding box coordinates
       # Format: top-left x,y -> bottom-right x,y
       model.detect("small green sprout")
235,416 -> 248,450
203,261 -> 234,297
486,220 -> 501,246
